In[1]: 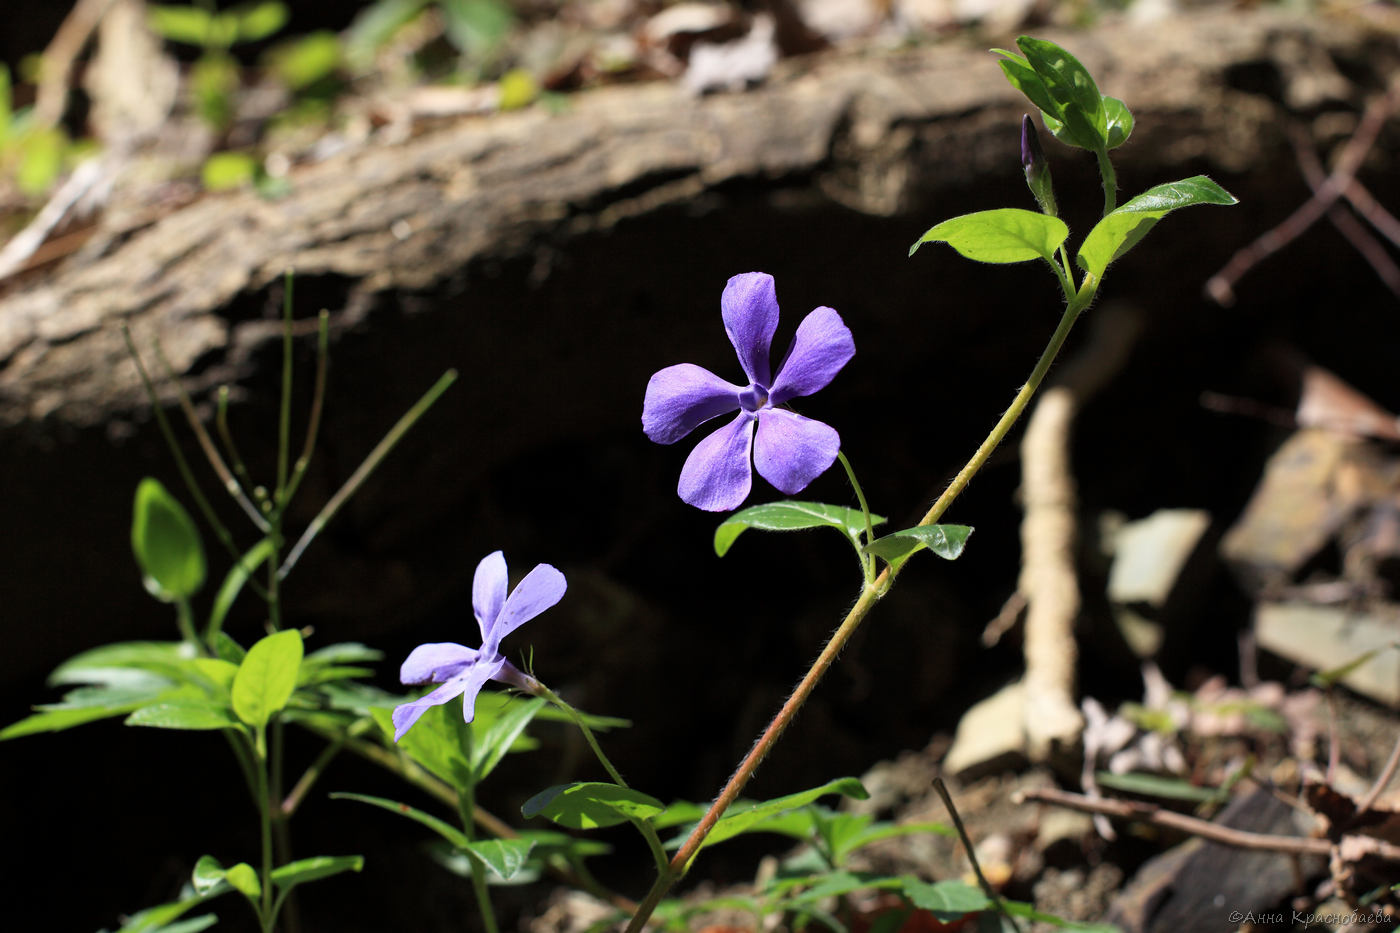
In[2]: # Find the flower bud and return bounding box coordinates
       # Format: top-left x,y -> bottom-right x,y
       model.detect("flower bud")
1021,115 -> 1057,217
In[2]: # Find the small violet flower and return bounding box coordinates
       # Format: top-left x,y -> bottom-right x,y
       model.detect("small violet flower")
642,272 -> 855,512
392,550 -> 565,742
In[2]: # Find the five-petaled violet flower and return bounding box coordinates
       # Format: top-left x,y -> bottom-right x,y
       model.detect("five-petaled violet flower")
642,272 -> 855,511
392,551 -> 565,742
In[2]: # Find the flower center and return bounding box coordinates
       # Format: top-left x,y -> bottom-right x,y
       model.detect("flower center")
738,383 -> 770,412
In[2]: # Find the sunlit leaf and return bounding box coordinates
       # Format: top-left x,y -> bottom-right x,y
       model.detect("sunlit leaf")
521,782 -> 665,830
1077,176 -> 1237,281
231,630 -> 303,728
715,501 -> 884,557
909,209 -> 1068,264
131,478 -> 206,602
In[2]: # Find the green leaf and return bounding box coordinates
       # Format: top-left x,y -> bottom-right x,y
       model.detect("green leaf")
231,629 -> 303,728
459,838 -> 535,881
1015,37 -> 1106,150
1094,771 -> 1226,803
521,782 -> 665,829
369,703 -> 473,790
865,524 -> 973,574
193,658 -> 239,694
270,854 -> 364,894
439,0 -> 513,58
191,855 -> 229,896
344,0 -> 430,70
132,478 -> 206,602
1103,96 -> 1134,149
331,792 -> 471,848
2,702 -> 151,740
201,151 -> 256,191
50,641 -> 191,686
901,879 -> 991,921
234,1 -> 288,43
695,777 -> 869,852
909,209 -> 1068,264
1077,176 -> 1237,281
148,4 -> 216,46
265,30 -> 341,90
208,538 -> 275,640
472,696 -> 545,781
213,633 -> 246,664
835,820 -> 954,863
1311,643 -> 1398,688
223,862 -> 261,900
714,501 -> 885,557
126,699 -> 241,731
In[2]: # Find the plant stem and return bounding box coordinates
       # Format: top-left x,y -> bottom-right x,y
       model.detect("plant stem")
933,778 -> 1023,933
537,684 -> 670,874
624,284 -> 1098,933
457,781 -> 500,933
1096,148 -> 1117,216
120,324 -> 256,577
279,370 -> 458,580
253,729 -> 276,932
276,270 -> 294,502
837,451 -> 875,583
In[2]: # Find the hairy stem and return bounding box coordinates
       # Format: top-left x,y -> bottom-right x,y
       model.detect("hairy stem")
625,283 -> 1097,932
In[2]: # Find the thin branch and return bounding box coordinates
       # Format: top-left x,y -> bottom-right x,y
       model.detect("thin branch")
1288,121 -> 1400,298
1015,785 -> 1400,862
151,338 -> 271,533
934,778 -> 1023,933
1206,81 -> 1400,305
1353,731 -> 1400,820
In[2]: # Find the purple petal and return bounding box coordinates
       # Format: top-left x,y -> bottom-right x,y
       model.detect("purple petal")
391,677 -> 467,742
768,306 -> 854,405
642,364 -> 743,445
491,562 -> 567,643
391,656 -> 508,742
721,272 -> 778,387
752,409 -> 840,494
400,642 -> 480,685
677,412 -> 756,511
473,551 -> 509,637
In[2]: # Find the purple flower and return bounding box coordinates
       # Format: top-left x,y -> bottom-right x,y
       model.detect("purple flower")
391,551 -> 565,742
642,272 -> 855,512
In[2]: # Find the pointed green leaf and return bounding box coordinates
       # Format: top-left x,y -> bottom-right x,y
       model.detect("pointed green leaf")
694,777 -> 869,852
993,51 -> 1058,119
522,782 -> 665,829
1077,176 -> 1237,281
901,879 -> 991,920
131,478 -> 206,602
51,641 -> 192,686
126,699 -> 241,731
192,658 -> 239,694
223,862 -> 260,901
213,633 -> 246,664
1016,37 -> 1106,150
909,209 -> 1068,264
1094,771 -> 1226,803
460,838 -> 536,881
270,854 -> 364,894
191,855 -> 229,896
866,524 -> 973,574
368,703 -> 473,790
715,501 -> 884,557
331,792 -> 472,848
231,629 -> 303,728
234,1 -> 288,43
472,696 -> 545,781
1104,96 -> 1133,149
2,702 -> 150,740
